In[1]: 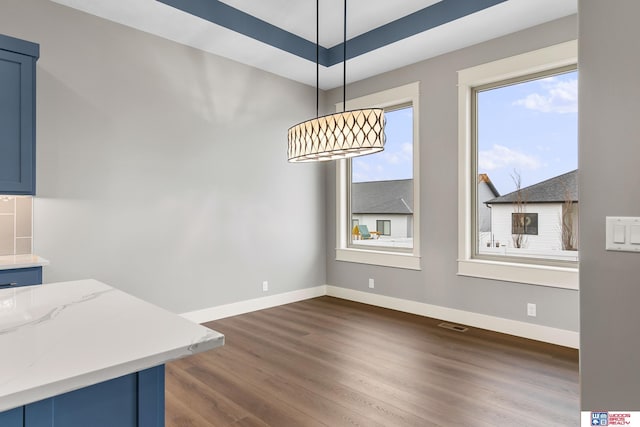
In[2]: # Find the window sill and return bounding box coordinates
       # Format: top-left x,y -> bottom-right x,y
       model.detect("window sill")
336,248 -> 421,270
457,259 -> 578,290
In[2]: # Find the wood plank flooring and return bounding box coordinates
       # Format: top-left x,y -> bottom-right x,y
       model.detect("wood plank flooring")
165,296 -> 579,427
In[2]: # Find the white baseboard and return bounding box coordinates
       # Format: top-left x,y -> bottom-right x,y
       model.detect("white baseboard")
180,285 -> 579,349
326,286 -> 579,349
180,285 -> 327,324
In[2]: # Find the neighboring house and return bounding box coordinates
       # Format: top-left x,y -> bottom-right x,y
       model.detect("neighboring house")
485,170 -> 578,252
477,174 -> 500,233
351,179 -> 413,238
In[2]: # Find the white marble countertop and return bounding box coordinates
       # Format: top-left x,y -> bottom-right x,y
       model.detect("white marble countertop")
0,254 -> 49,271
0,279 -> 224,413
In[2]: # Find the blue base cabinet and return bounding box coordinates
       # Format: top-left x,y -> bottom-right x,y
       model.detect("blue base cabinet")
0,407 -> 23,427
0,34 -> 39,195
0,365 -> 164,427
0,267 -> 43,289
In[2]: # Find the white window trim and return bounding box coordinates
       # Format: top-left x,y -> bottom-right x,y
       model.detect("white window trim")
457,40 -> 579,290
336,82 -> 421,270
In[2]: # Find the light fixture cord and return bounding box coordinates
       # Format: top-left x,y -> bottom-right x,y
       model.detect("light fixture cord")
343,0 -> 347,112
316,0 -> 319,118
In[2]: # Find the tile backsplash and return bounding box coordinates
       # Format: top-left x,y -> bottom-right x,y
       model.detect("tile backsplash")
0,196 -> 32,256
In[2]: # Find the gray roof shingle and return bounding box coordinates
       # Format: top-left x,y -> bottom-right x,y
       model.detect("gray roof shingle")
351,179 -> 413,214
486,169 -> 577,204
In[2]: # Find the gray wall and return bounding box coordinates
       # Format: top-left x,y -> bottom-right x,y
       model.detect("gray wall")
8,0 -> 638,410
579,0 -> 640,410
0,0 -> 326,313
325,16 -> 580,332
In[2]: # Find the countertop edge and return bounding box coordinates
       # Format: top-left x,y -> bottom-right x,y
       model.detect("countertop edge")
0,279 -> 225,413
0,255 -> 50,270
0,334 -> 224,413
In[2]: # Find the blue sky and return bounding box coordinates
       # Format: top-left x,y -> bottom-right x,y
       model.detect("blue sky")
352,106 -> 413,183
352,70 -> 577,196
477,70 -> 578,195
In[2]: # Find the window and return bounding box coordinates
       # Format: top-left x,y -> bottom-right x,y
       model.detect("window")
376,220 -> 391,236
336,82 -> 420,270
474,68 -> 578,263
352,219 -> 359,228
351,105 -> 413,248
511,213 -> 538,236
458,41 -> 579,289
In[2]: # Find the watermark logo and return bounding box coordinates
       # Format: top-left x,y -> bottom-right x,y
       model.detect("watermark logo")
583,411 -> 638,426
591,412 -> 608,426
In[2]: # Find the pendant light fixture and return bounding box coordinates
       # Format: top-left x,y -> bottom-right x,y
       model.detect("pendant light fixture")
287,0 -> 385,162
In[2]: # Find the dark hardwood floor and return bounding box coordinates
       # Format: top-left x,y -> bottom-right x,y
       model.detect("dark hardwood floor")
166,296 -> 579,427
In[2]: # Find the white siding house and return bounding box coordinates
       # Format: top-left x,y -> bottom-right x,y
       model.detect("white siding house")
488,203 -> 578,251
352,213 -> 413,239
351,179 -> 413,239
482,170 -> 578,259
477,174 -> 500,233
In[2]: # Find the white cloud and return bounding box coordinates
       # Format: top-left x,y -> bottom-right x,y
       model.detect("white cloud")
352,140 -> 412,182
513,78 -> 577,114
386,153 -> 401,165
479,144 -> 541,171
379,141 -> 412,166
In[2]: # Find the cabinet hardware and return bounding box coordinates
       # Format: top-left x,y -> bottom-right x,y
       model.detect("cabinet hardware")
0,282 -> 19,288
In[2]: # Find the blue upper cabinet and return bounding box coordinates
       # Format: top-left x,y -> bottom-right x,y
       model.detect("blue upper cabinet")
0,34 -> 39,195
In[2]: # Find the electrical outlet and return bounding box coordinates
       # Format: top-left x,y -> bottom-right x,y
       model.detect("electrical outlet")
262,281 -> 268,292
527,303 -> 537,317
368,278 -> 375,289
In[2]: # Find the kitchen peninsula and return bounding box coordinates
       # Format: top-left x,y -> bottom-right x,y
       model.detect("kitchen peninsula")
0,279 -> 224,426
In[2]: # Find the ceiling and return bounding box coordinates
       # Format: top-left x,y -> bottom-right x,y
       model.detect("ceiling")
50,0 -> 577,90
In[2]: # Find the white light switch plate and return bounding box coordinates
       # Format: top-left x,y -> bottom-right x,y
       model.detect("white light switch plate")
606,217 -> 640,252
631,225 -> 640,245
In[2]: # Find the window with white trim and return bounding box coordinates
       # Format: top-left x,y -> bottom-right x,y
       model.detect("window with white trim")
336,82 -> 421,270
351,104 -> 413,248
458,41 -> 579,290
376,220 -> 391,236
474,67 -> 578,261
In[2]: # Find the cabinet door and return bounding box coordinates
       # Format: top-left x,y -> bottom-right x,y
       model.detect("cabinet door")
0,267 -> 42,289
0,48 -> 36,195
26,375 -> 138,427
24,366 -> 165,427
0,407 -> 23,427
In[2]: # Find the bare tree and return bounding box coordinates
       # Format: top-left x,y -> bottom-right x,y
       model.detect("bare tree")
561,188 -> 578,251
511,170 -> 527,249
